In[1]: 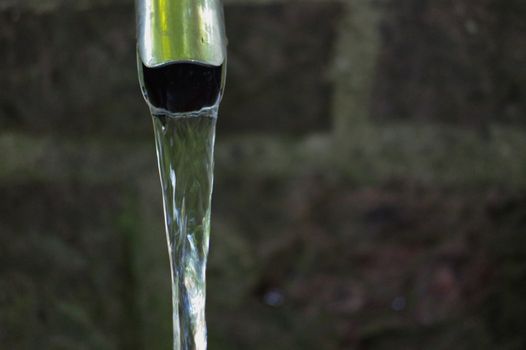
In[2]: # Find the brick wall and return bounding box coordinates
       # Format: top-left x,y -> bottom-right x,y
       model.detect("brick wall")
1,0 -> 525,349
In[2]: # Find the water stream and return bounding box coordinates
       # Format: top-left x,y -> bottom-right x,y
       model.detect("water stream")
152,108 -> 217,350
139,55 -> 224,349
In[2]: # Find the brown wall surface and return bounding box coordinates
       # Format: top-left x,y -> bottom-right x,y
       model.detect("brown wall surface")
1,0 -> 525,349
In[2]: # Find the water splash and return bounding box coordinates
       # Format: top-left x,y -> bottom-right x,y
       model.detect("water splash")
152,107 -> 217,350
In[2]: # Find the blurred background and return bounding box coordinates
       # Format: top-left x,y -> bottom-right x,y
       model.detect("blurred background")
1,0 -> 525,349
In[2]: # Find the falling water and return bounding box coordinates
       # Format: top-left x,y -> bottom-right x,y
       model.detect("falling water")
139,60 -> 224,349
152,108 -> 216,350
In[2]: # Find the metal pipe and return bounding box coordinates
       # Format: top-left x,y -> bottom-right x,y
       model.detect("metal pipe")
136,0 -> 227,68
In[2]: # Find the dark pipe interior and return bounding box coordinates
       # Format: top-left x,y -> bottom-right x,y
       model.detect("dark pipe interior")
141,62 -> 224,113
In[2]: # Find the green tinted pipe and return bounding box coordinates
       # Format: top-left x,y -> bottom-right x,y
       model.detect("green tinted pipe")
136,0 -> 227,67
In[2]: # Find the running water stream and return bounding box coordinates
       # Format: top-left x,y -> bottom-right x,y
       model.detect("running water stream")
139,60 -> 224,350
152,109 -> 217,350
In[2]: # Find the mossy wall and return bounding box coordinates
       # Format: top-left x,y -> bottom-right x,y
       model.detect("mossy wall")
0,0 -> 525,349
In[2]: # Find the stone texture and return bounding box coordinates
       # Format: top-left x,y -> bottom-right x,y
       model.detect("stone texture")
0,5 -> 147,137
371,0 -> 526,127
331,0 -> 382,138
0,183 -> 138,349
0,0 -> 525,349
207,174 -> 526,349
220,2 -> 343,134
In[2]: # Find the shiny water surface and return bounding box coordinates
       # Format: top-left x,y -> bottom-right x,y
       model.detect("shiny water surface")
152,108 -> 217,350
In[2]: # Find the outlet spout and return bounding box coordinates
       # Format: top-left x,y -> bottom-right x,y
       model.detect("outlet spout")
136,0 -> 227,113
136,0 -> 227,68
